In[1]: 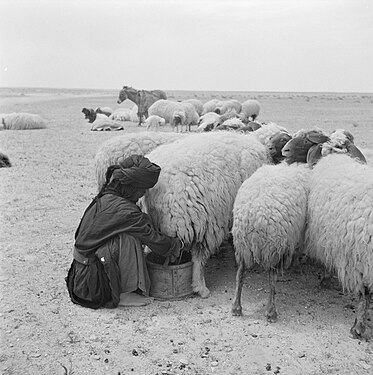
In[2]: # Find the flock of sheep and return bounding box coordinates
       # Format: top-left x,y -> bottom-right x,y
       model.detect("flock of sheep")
1,87 -> 372,341
91,87 -> 372,339
82,85 -> 261,133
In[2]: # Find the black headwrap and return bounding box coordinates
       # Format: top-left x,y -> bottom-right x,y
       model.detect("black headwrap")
111,154 -> 161,188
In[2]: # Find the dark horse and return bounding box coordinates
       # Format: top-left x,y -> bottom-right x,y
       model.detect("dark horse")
117,86 -> 167,126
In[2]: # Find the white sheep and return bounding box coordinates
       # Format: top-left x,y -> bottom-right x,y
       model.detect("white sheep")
231,163 -> 310,322
95,107 -> 113,117
197,112 -> 221,132
142,131 -> 272,298
1,113 -> 46,130
305,153 -> 373,338
144,115 -> 166,131
109,106 -> 137,122
202,99 -> 220,115
215,99 -> 242,115
94,131 -> 185,191
90,117 -> 125,132
215,117 -> 245,131
182,99 -> 204,116
321,129 -> 367,164
148,99 -> 199,132
239,99 -> 261,123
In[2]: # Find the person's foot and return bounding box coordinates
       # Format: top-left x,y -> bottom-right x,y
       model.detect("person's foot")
119,292 -> 153,307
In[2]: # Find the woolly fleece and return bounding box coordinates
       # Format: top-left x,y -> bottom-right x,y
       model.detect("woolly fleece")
232,163 -> 310,270
94,131 -> 185,191
306,154 -> 373,294
143,131 -> 270,264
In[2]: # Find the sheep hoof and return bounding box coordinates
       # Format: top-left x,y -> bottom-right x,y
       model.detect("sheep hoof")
231,306 -> 242,316
350,319 -> 365,339
194,286 -> 210,299
265,310 -> 278,323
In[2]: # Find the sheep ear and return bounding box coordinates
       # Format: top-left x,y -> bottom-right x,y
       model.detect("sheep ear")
346,144 -> 367,164
306,131 -> 329,145
307,144 -> 323,168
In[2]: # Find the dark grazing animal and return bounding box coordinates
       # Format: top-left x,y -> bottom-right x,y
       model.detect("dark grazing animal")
117,86 -> 167,126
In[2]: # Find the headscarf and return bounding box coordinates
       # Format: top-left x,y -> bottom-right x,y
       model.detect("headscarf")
111,154 -> 161,189
101,155 -> 161,201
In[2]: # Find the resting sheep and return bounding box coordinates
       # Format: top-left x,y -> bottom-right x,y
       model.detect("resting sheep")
95,107 -> 113,117
197,112 -> 221,132
94,132 -> 185,191
142,131 -> 276,298
144,115 -> 166,131
231,163 -> 310,321
82,108 -> 109,123
148,99 -> 199,132
109,106 -> 139,122
1,113 -> 46,130
305,154 -> 373,338
90,117 -> 125,132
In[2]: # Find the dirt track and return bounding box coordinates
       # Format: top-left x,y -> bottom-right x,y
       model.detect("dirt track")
0,89 -> 372,374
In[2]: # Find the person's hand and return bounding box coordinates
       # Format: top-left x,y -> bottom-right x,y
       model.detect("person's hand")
169,238 -> 184,263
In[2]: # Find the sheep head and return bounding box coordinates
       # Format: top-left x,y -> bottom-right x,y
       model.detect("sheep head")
82,108 -> 96,123
281,129 -> 330,166
267,131 -> 292,164
322,129 -> 367,164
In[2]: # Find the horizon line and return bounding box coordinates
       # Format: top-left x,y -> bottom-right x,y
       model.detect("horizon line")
1,86 -> 372,95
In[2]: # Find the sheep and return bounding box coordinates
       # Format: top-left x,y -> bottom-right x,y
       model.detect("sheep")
202,99 -> 220,115
214,117 -> 245,131
281,128 -> 367,167
231,163 -> 310,321
94,131 -> 185,191
90,117 -> 125,132
178,101 -> 199,131
238,99 -> 261,123
1,113 -> 46,130
109,106 -> 139,122
304,153 -> 373,338
197,109 -> 239,132
214,99 -> 242,115
82,108 -> 108,123
144,115 -> 166,131
148,99 -> 199,132
95,107 -> 113,117
142,131 -> 274,298
320,129 -> 367,164
281,128 -> 330,166
197,112 -> 222,132
0,152 -> 11,167
182,99 -> 204,116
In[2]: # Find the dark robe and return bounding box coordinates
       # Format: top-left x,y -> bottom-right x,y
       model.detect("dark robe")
66,193 -> 178,309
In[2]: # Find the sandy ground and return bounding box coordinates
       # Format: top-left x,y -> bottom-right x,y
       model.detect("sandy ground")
0,89 -> 372,375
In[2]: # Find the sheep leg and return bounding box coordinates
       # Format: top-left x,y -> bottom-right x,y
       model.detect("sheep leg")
191,252 -> 210,298
265,268 -> 278,323
231,260 -> 245,316
319,267 -> 333,289
350,287 -> 371,339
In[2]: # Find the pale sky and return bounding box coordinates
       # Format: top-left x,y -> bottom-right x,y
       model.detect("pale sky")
0,0 -> 372,92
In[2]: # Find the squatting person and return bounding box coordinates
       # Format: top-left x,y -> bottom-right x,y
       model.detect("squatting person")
66,154 -> 183,308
